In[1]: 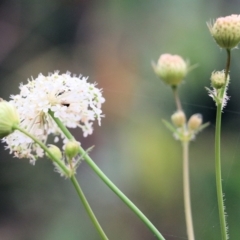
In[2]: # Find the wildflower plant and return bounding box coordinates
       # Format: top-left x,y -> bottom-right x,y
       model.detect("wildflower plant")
2,12 -> 240,240
0,71 -> 165,240
206,14 -> 240,240
153,53 -> 209,240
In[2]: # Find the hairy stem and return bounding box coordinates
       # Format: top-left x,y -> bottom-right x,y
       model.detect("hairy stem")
215,49 -> 231,240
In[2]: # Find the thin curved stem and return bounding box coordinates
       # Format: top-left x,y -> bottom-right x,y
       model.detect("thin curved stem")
172,86 -> 182,111
182,141 -> 195,240
13,125 -> 70,176
215,49 -> 231,240
13,125 -> 109,240
49,110 -> 166,240
70,176 -> 109,240
172,86 -> 195,239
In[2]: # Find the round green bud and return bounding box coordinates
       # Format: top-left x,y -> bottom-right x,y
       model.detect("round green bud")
188,114 -> 202,131
0,100 -> 20,138
152,54 -> 188,86
207,14 -> 240,49
210,70 -> 228,89
171,111 -> 186,127
47,145 -> 62,160
65,140 -> 80,159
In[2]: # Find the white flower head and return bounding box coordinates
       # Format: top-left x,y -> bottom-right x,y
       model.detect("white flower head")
2,71 -> 105,163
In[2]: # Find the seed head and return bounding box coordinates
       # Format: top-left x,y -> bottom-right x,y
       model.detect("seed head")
0,100 -> 20,138
207,14 -> 240,49
152,54 -> 188,86
171,111 -> 186,127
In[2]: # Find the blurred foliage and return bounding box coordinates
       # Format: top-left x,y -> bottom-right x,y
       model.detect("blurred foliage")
1,0 -> 240,240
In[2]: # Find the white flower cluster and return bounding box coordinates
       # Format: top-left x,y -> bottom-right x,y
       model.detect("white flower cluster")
2,71 -> 105,164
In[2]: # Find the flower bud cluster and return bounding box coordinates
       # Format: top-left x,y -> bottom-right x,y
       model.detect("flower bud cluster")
170,111 -> 204,142
46,140 -> 83,178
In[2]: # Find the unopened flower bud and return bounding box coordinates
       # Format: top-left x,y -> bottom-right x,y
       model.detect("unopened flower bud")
210,70 -> 228,89
152,54 -> 188,86
0,100 -> 20,138
65,140 -> 80,159
207,14 -> 240,49
47,145 -> 62,160
188,114 -> 202,131
171,111 -> 186,127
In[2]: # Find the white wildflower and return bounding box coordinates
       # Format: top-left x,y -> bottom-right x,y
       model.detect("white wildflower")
2,71 -> 105,163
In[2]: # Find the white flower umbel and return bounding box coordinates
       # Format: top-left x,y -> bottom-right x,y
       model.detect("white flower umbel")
2,71 -> 105,164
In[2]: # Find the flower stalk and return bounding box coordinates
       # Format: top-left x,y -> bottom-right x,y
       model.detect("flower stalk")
70,176 -> 109,240
172,86 -> 182,111
49,110 -> 166,240
172,87 -> 195,240
12,124 -> 109,240
182,141 -> 195,240
214,49 -> 231,240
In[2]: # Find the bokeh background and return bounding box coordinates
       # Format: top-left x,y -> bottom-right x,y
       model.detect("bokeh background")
1,1 -> 240,240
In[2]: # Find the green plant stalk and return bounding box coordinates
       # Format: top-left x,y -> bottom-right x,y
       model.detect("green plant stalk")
172,85 -> 195,239
13,125 -> 70,175
215,103 -> 227,240
215,49 -> 231,240
13,125 -> 109,240
70,176 -> 109,240
182,141 -> 195,240
172,86 -> 182,111
49,110 -> 166,240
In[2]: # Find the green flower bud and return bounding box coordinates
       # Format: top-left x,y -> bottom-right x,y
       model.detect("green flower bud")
171,111 -> 186,127
0,100 -> 20,138
188,114 -> 202,131
65,140 -> 80,159
47,145 -> 62,160
152,54 -> 188,86
210,70 -> 228,89
207,14 -> 240,49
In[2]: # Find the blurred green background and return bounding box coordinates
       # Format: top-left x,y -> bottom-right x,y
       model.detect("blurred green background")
1,1 -> 240,239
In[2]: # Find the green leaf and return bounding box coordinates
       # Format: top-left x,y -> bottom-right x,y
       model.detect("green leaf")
196,122 -> 210,133
162,119 -> 177,133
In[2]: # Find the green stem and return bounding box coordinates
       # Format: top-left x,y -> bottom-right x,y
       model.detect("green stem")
13,125 -> 70,176
215,49 -> 231,240
182,141 -> 195,240
172,86 -> 182,111
70,176 -> 109,240
172,84 -> 195,239
215,104 -> 227,240
13,125 -> 109,240
49,110 -> 166,240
